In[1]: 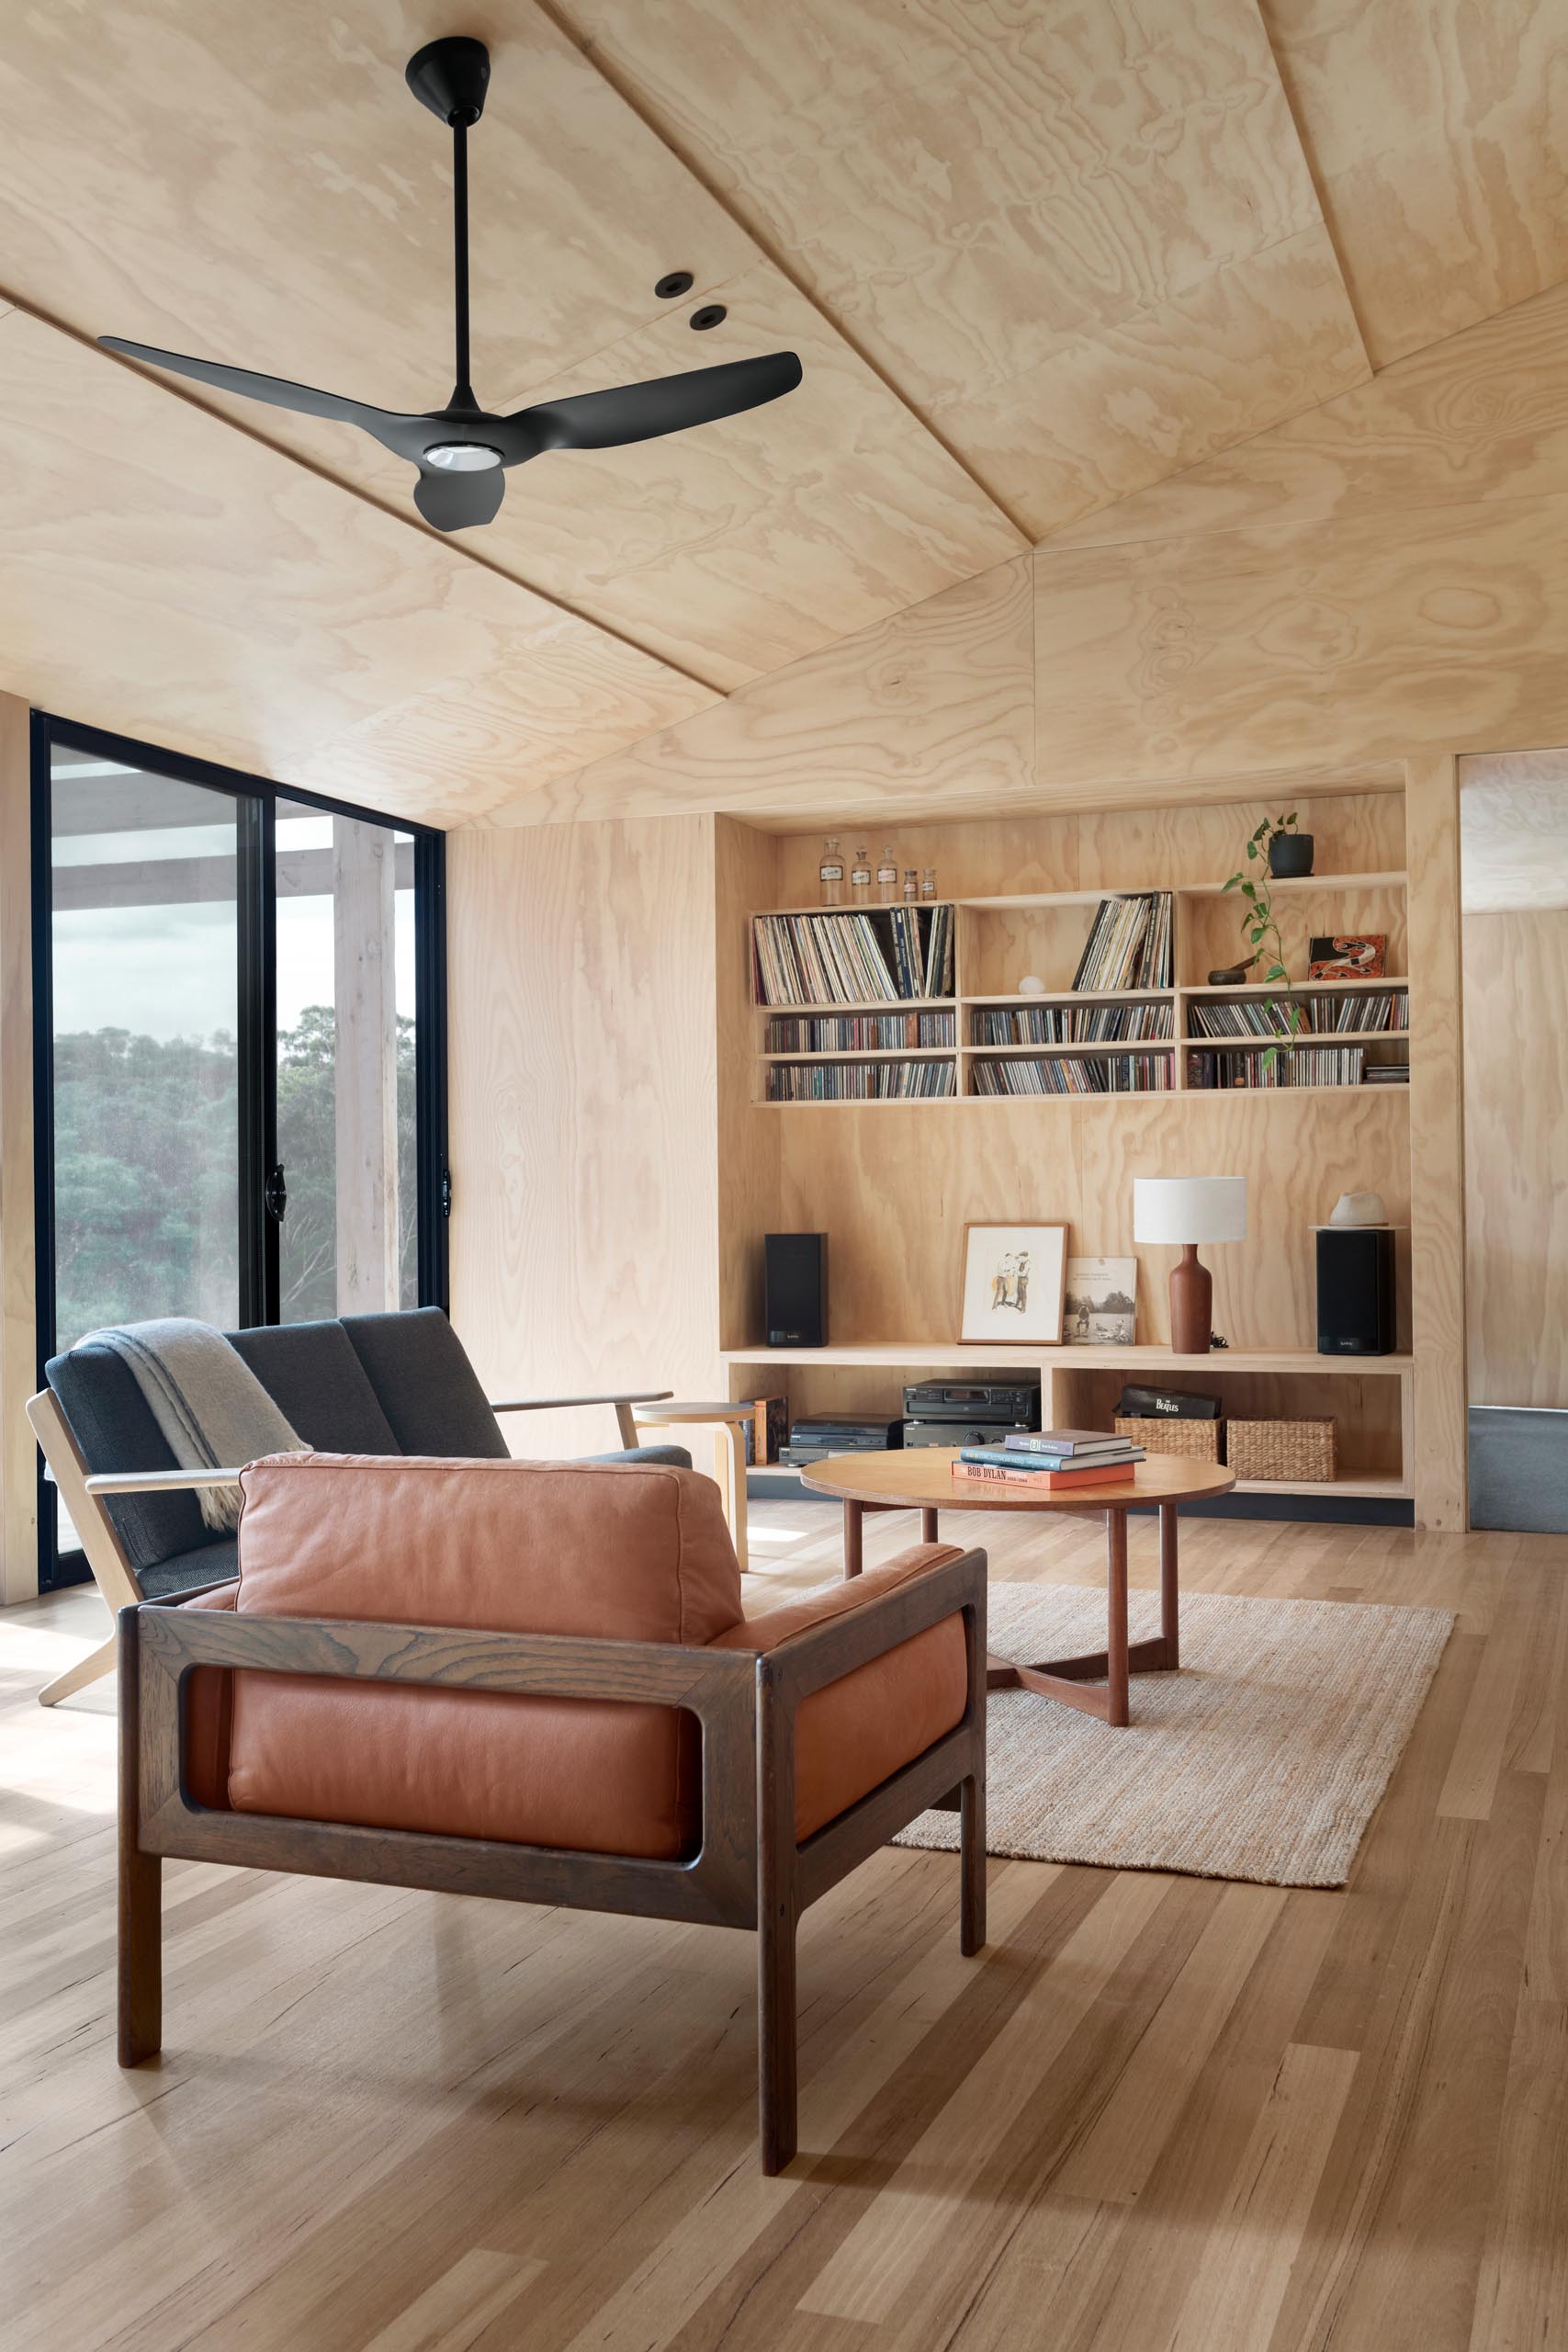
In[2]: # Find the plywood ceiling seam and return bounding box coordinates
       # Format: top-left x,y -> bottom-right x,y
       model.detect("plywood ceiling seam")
531,0 -> 1036,548
1247,0 -> 1377,379
18,291 -> 723,703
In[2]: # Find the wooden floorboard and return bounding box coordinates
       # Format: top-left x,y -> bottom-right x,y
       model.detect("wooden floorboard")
1,1502 -> 1565,2350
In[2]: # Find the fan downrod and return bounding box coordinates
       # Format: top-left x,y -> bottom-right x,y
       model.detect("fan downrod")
405,36 -> 491,127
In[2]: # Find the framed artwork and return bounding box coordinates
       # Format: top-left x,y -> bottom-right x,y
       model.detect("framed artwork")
959,1223 -> 1067,1344
1309,933 -> 1386,979
1065,1256 -> 1137,1345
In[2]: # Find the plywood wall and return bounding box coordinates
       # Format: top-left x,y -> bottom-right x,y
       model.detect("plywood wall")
1463,905 -> 1568,1408
446,814 -> 725,1459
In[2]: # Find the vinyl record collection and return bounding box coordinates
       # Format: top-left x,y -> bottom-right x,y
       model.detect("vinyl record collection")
1070,892 -> 1173,992
752,904 -> 953,1006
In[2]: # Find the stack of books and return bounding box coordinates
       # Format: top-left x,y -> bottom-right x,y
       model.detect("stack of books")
951,1429 -> 1145,1488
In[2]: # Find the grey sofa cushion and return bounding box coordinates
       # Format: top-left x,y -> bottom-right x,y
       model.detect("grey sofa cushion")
341,1307 -> 511,1458
140,1535 -> 239,1598
226,1320 -> 400,1454
44,1341 -> 223,1574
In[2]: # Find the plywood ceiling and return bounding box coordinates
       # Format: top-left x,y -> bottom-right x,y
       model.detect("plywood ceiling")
0,0 -> 1564,822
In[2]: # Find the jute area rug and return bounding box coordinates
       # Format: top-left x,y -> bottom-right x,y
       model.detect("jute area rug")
895,1579 -> 1454,1890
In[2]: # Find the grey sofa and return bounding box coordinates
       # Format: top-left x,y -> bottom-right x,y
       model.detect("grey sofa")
29,1306 -> 685,1704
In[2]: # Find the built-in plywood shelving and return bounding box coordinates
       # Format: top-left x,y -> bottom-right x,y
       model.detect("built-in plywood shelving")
751,876 -> 1411,1103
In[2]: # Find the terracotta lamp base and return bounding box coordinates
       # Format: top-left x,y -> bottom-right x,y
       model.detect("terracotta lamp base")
1168,1243 -> 1213,1355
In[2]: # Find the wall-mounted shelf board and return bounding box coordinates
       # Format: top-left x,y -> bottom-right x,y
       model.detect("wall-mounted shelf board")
1179,869 -> 1406,898
1181,976 -> 1410,996
723,1341 -> 1413,1374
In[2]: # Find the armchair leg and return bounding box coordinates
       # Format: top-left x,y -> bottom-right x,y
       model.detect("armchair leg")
960,1772 -> 987,1956
758,1894 -> 798,2176
39,1627 -> 118,1708
118,1612 -> 161,2065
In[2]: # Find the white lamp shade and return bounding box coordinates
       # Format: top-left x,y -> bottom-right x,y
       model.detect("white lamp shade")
1134,1175 -> 1247,1246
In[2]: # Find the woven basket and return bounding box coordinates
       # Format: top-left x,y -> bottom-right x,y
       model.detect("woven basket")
1114,1416 -> 1223,1462
1226,1418 -> 1337,1482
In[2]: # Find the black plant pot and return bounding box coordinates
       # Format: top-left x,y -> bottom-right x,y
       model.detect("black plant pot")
1269,832 -> 1314,878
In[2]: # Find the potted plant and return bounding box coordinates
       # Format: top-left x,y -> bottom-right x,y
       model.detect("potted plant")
1222,827 -> 1303,1069
1255,808 -> 1314,878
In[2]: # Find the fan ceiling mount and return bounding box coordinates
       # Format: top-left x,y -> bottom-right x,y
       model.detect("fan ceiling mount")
99,35 -> 803,532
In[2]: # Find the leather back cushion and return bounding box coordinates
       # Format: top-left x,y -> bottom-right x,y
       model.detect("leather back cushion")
220,1453 -> 744,1859
340,1309 -> 510,1458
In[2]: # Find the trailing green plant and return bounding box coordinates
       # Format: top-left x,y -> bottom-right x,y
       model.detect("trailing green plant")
1222,816 -> 1302,1072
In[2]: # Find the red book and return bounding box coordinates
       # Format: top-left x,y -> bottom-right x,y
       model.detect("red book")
951,1460 -> 1134,1491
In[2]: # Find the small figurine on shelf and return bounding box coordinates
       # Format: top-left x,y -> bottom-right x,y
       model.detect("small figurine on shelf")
902,868 -> 919,903
819,837 -> 843,907
920,866 -> 938,900
851,845 -> 872,904
876,843 -> 899,903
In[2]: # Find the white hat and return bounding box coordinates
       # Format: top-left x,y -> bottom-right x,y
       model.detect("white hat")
1328,1191 -> 1388,1227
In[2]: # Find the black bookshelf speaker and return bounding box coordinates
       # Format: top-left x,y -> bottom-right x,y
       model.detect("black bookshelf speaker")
1316,1227 -> 1395,1355
765,1232 -> 828,1348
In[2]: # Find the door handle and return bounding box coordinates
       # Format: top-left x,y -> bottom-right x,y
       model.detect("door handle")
264,1163 -> 288,1222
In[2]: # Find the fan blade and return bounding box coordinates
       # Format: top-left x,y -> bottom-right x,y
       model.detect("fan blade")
513,351 -> 802,453
97,337 -> 426,458
413,463 -> 506,531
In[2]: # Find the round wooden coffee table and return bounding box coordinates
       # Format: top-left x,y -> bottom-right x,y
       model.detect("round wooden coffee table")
799,1449 -> 1235,1726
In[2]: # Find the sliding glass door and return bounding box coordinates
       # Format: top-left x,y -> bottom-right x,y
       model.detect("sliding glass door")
275,800 -> 420,1321
46,756 -> 245,1349
34,718 -> 446,1585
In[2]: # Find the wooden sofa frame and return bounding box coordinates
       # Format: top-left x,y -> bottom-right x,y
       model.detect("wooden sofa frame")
26,1382 -> 673,1706
118,1545 -> 987,2173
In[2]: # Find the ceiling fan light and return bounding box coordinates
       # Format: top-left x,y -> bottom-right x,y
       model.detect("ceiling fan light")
424,441 -> 502,471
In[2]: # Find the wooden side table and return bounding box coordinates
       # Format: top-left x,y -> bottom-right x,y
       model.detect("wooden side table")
631,1400 -> 753,1568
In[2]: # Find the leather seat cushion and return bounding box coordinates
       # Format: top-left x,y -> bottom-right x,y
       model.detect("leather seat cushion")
709,1548 -> 970,1840
205,1453 -> 744,1859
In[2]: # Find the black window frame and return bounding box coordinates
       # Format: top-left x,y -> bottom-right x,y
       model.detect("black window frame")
29,711 -> 449,1588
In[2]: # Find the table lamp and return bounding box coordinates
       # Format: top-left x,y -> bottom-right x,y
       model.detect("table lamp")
1134,1175 -> 1247,1355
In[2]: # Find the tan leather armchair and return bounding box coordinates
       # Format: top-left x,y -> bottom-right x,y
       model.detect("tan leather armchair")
119,1452 -> 987,2173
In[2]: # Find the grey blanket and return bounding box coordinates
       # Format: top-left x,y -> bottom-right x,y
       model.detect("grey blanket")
80,1317 -> 307,1532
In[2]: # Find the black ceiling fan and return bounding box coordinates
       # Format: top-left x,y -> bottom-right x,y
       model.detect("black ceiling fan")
99,36 -> 803,532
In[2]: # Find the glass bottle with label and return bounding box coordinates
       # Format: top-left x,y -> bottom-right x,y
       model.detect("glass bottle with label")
819,836 -> 843,907
920,866 -> 938,900
876,842 -> 899,903
902,869 -> 919,904
851,845 -> 872,903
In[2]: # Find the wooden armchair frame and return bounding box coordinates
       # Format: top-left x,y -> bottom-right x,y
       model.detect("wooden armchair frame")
25,1381 -> 674,1707
118,1545 -> 987,2172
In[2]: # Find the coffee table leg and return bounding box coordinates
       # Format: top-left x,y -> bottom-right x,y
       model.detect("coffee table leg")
844,1498 -> 863,1579
921,1506 -> 940,1544
1159,1501 -> 1179,1670
1106,1510 -> 1130,1728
